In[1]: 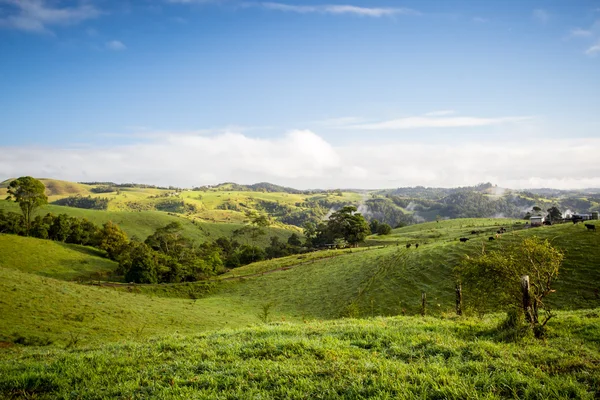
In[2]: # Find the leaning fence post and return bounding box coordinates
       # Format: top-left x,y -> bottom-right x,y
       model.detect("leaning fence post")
421,292 -> 426,317
521,275 -> 532,323
455,283 -> 462,316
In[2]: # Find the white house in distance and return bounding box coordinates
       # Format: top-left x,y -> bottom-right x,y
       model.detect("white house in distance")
530,215 -> 545,227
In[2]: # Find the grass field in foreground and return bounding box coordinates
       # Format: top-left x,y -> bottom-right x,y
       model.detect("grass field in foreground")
0,234 -> 117,281
1,310 -> 598,399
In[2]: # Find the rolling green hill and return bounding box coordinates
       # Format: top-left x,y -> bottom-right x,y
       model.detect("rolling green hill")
0,234 -> 117,281
217,220 -> 600,318
0,267 -> 258,346
1,219 -> 598,347
365,217 -> 526,246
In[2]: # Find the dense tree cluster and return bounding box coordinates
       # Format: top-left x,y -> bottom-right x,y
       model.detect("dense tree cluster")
304,206 -> 370,248
364,198 -> 412,228
155,198 -> 198,214
369,220 -> 392,235
90,186 -> 116,194
0,210 -> 100,246
53,195 -> 110,210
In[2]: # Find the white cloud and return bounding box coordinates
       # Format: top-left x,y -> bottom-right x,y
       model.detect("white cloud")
533,9 -> 549,24
343,115 -> 532,130
472,17 -> 488,23
258,3 -> 418,17
106,40 -> 126,51
2,130 -> 599,190
424,110 -> 455,117
0,0 -> 101,33
570,28 -> 592,37
585,40 -> 600,55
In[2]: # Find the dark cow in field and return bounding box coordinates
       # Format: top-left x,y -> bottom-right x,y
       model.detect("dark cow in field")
406,243 -> 411,249
459,238 -> 469,243
415,243 -> 419,249
489,237 -> 495,241
585,224 -> 596,232
470,230 -> 478,235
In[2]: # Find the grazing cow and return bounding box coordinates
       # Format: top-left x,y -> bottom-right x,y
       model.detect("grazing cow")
471,230 -> 478,235
406,243 -> 411,249
415,243 -> 419,249
489,237 -> 495,241
585,224 -> 596,232
459,238 -> 469,243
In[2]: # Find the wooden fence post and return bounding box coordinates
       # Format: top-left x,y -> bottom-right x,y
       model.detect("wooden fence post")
421,292 -> 426,317
521,275 -> 532,323
455,283 -> 462,316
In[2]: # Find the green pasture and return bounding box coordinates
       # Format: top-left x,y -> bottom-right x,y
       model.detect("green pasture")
0,234 -> 117,281
1,310 -> 598,399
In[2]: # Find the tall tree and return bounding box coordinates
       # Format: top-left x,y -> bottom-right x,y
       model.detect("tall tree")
326,206 -> 370,247
6,176 -> 48,235
547,206 -> 562,221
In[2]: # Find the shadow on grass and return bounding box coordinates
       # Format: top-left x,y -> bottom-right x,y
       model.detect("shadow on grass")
55,242 -> 108,260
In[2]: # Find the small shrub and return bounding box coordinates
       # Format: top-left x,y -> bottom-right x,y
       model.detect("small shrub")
496,309 -> 530,342
258,302 -> 274,323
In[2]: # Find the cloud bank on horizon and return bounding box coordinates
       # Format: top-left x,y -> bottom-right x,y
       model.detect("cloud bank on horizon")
1,1 -> 599,190
2,129 -> 599,190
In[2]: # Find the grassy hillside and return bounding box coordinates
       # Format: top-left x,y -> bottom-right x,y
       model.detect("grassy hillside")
366,217 -> 526,246
0,234 -> 117,281
0,200 -> 296,246
97,219 -> 600,323
209,219 -> 600,319
1,218 -> 598,346
1,311 -> 598,399
0,267 -> 258,346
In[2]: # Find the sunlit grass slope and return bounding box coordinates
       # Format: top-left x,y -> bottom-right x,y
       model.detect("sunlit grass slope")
1,311 -> 598,399
0,267 -> 257,346
210,220 -> 600,319
0,200 -> 295,246
2,218 -> 597,347
0,178 -> 92,202
0,234 -> 117,281
366,217 -> 525,246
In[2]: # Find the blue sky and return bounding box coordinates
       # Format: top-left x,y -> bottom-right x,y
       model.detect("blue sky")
1,0 -> 599,189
